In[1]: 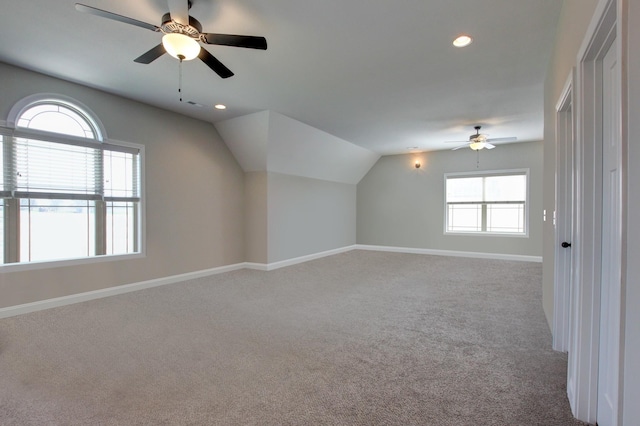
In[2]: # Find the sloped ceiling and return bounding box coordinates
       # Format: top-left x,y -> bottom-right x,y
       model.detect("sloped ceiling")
0,0 -> 562,155
215,111 -> 380,184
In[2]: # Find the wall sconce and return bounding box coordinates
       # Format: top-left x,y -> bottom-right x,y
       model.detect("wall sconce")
415,161 -> 421,169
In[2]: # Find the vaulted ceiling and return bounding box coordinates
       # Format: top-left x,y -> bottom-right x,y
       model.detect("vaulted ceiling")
0,0 -> 562,155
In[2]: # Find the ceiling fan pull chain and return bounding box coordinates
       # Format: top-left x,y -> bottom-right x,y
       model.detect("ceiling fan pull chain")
178,58 -> 183,102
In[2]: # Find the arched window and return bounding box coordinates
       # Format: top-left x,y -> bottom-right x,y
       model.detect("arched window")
16,100 -> 102,140
1,95 -> 142,266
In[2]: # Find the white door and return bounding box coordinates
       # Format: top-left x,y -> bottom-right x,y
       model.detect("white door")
553,77 -> 574,353
596,38 -> 621,426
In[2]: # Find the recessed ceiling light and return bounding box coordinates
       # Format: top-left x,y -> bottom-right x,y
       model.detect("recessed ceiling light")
453,35 -> 473,48
214,104 -> 226,110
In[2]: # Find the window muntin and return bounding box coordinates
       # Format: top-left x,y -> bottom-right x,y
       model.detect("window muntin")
104,150 -> 138,199
16,102 -> 99,139
1,97 -> 142,266
106,201 -> 137,255
445,171 -> 527,235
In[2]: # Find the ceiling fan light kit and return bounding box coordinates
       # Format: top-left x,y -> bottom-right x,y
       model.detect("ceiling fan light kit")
469,141 -> 486,151
162,33 -> 200,60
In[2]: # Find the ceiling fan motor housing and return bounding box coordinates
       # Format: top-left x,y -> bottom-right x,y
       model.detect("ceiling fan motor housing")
470,134 -> 487,142
161,13 -> 202,38
470,126 -> 486,142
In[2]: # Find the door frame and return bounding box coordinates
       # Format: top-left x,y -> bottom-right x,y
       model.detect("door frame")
567,0 -> 622,422
596,36 -> 622,426
553,70 -> 575,353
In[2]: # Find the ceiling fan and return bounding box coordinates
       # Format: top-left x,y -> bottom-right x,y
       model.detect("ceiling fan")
446,126 -> 517,151
75,1 -> 267,79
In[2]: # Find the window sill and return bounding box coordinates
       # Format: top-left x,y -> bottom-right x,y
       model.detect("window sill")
0,252 -> 145,273
444,231 -> 529,238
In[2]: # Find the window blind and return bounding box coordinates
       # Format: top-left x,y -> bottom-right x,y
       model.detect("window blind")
446,173 -> 526,204
13,136 -> 103,200
0,129 -> 11,198
0,127 -> 140,201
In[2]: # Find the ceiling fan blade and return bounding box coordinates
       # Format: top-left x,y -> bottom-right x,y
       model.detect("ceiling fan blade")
134,44 -> 166,64
444,140 -> 468,144
486,137 -> 517,143
451,145 -> 468,151
75,3 -> 160,32
198,48 -> 234,78
485,143 -> 496,149
202,34 -> 268,50
167,0 -> 190,25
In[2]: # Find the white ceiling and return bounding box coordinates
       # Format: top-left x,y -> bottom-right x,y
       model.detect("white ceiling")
0,0 -> 562,155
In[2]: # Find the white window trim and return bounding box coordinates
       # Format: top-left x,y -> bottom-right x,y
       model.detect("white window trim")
0,252 -> 146,273
7,93 -> 108,140
0,137 -> 146,272
443,168 -> 530,238
0,95 -> 146,271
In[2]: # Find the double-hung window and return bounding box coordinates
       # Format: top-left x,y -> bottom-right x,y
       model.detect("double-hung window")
445,170 -> 528,235
1,97 -> 142,265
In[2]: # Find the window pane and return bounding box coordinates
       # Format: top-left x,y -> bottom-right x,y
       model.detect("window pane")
486,203 -> 525,233
446,177 -> 483,202
104,151 -> 138,198
484,175 -> 526,202
20,199 -> 96,262
17,103 -> 97,139
447,204 -> 482,232
445,172 -> 527,235
106,201 -> 137,255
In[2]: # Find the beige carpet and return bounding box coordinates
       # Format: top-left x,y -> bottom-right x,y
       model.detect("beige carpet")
0,250 -> 586,425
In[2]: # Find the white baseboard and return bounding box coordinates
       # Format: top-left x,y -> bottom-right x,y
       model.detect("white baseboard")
0,262 -> 246,319
244,262 -> 269,271
0,247 -> 356,318
253,245 -> 357,271
0,244 -> 540,319
355,244 -> 543,263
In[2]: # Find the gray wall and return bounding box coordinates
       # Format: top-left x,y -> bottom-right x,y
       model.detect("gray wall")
541,0 -> 600,331
357,141 -> 543,256
244,172 -> 268,264
267,172 -> 356,263
0,63 -> 245,308
243,171 -> 358,266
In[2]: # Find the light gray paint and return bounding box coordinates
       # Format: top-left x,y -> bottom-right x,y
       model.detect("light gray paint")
267,172 -> 356,263
244,171 -> 268,264
216,110 -> 380,184
0,63 -> 245,308
215,111 -> 269,172
357,142 -> 543,256
267,111 -> 380,184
